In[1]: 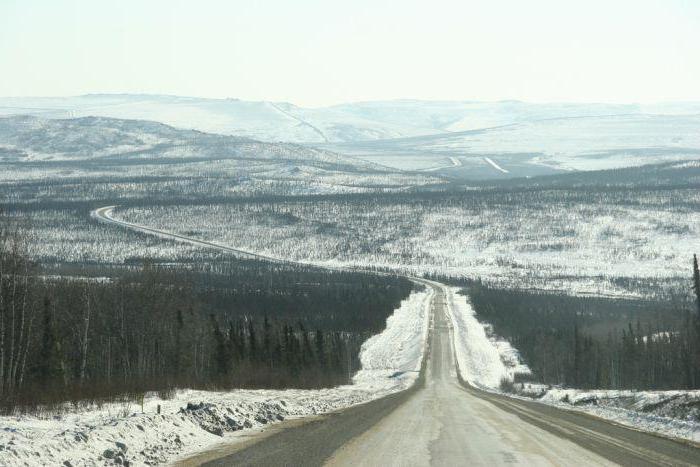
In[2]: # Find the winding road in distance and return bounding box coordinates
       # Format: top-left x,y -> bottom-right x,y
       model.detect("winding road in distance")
93,206 -> 700,466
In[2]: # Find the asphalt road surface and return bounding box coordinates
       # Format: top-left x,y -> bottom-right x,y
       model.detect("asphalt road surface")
93,207 -> 700,466
199,285 -> 700,467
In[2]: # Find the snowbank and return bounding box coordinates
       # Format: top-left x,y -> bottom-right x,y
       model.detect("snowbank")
0,289 -> 431,466
446,286 -> 700,443
352,286 -> 433,389
446,286 -> 529,388
510,385 -> 700,443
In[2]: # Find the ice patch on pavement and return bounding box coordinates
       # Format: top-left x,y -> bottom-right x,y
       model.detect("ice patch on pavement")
0,288 -> 431,466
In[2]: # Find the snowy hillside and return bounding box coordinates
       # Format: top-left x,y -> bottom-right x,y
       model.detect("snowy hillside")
331,113 -> 700,175
0,115 -> 443,196
3,94 -> 698,144
0,95 -> 438,143
0,115 -> 358,166
4,96 -> 699,178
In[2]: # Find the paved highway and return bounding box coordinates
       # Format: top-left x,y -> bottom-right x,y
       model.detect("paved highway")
93,206 -> 700,466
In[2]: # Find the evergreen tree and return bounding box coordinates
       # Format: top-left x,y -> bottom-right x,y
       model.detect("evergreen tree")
211,315 -> 229,379
33,297 -> 65,387
572,323 -> 581,386
299,322 -> 312,365
315,329 -> 326,367
174,308 -> 184,377
248,319 -> 257,362
263,316 -> 272,367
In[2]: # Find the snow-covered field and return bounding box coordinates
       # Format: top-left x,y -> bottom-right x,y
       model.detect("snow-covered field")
0,289 -> 431,466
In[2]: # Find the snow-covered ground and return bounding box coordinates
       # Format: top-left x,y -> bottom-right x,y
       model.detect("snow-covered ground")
0,289 -> 431,466
445,287 -> 700,443
112,187 -> 700,299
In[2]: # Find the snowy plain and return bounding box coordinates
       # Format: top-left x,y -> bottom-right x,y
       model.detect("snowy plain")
0,289 -> 431,466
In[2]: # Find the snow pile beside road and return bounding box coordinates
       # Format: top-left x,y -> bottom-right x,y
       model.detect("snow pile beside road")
353,286 -> 432,389
0,388 -> 376,466
446,287 -> 530,389
447,286 -> 700,443
510,384 -> 700,442
447,287 -> 700,442
0,289 -> 431,466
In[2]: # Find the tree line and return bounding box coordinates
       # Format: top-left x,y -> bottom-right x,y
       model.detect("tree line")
0,217 -> 412,413
468,258 -> 700,390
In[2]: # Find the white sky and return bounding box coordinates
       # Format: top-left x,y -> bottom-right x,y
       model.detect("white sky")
1,0 -> 699,107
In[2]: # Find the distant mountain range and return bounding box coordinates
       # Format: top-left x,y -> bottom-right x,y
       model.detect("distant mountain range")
326,113 -> 700,174
0,114 -> 374,168
2,94 -> 699,144
0,115 -> 443,193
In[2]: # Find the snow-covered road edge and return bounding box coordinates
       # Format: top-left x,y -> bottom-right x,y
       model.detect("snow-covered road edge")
445,286 -> 529,389
0,289 -> 432,466
445,286 -> 700,443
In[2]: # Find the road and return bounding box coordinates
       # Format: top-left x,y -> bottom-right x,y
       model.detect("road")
325,286 -> 608,466
483,156 -> 510,174
93,206 -> 700,466
92,206 -> 289,264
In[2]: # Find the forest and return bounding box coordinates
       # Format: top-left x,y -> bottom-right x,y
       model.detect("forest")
2,144 -> 700,408
0,216 -> 412,413
4,158 -> 698,304
467,259 -> 700,390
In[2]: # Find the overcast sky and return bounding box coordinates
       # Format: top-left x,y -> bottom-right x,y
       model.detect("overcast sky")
1,0 -> 699,107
